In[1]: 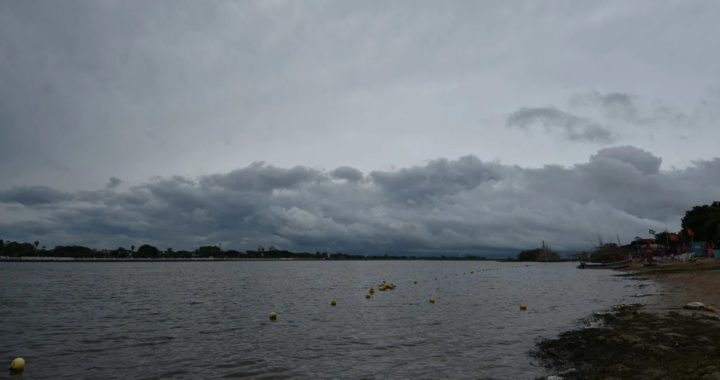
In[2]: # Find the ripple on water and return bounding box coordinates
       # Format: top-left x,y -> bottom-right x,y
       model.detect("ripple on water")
156,370 -> 190,378
222,370 -> 266,378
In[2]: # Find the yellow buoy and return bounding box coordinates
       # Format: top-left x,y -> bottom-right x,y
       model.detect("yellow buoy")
520,304 -> 527,310
430,298 -> 435,303
414,281 -> 417,284
331,299 -> 337,306
471,271 -> 474,274
366,294 -> 371,299
269,312 -> 277,320
9,358 -> 24,371
369,287 -> 375,294
708,306 -> 716,312
434,277 -> 437,280
617,304 -> 625,311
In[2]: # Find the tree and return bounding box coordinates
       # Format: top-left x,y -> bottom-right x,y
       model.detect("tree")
196,246 -> 221,257
2,242 -> 35,257
137,244 -> 159,257
518,249 -> 539,261
34,241 -> 39,249
113,247 -> 130,258
0,239 -> 5,247
54,245 -> 95,258
131,245 -> 135,252
517,246 -> 561,262
681,201 -> 720,241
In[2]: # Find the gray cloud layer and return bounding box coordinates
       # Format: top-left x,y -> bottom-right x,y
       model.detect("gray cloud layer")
106,176 -> 122,189
1,146 -> 717,255
1,2 -> 719,256
506,106 -> 615,143
569,90 -> 693,125
2,1 -> 720,192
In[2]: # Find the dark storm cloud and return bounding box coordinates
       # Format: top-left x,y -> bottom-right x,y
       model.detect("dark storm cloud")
0,185 -> 70,206
369,156 -> 501,202
1,147 -> 718,255
199,162 -> 327,193
506,107 -> 615,143
106,176 -> 122,189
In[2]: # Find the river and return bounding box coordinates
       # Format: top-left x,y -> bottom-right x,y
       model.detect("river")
0,261 -> 659,379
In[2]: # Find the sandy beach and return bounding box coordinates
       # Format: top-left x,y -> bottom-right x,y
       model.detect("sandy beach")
621,258 -> 720,314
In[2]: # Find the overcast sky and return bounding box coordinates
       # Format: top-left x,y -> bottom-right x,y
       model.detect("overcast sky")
1,0 -> 719,255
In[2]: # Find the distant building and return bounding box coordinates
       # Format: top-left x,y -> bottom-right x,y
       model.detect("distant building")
257,245 -> 265,253
268,245 -> 277,252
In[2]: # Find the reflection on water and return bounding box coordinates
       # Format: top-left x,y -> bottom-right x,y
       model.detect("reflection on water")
0,261 -> 659,379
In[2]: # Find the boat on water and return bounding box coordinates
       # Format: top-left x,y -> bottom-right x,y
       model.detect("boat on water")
577,259 -> 633,269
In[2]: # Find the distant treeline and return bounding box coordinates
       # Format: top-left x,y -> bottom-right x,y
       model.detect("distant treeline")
0,240 -> 488,260
678,201 -> 720,242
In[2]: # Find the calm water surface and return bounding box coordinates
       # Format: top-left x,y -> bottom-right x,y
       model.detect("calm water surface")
0,261 -> 659,379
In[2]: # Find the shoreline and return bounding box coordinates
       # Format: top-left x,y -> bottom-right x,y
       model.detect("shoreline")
534,258 -> 720,380
0,257 -> 320,262
617,259 -> 720,315
0,257 -> 535,262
